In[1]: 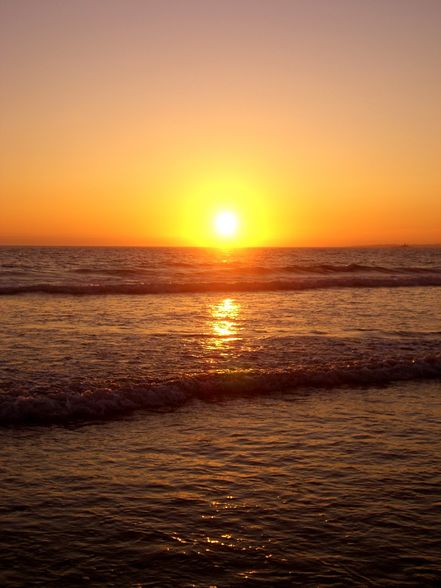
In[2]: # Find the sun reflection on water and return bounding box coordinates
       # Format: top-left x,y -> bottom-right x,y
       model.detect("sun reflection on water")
210,298 -> 241,340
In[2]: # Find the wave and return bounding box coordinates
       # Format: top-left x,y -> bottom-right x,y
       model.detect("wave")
69,262 -> 441,275
1,355 -> 440,426
1,274 -> 441,295
72,267 -> 157,276
283,263 -> 440,274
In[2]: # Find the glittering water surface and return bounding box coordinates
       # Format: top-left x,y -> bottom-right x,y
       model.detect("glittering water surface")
1,381 -> 441,587
1,247 -> 440,585
1,284 -> 440,424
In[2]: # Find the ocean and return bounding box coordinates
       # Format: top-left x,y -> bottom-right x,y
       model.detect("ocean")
1,246 -> 440,586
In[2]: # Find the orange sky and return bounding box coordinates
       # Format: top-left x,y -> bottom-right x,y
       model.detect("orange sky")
1,0 -> 440,246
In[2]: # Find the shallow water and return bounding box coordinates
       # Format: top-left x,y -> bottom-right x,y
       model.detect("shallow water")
1,283 -> 440,424
1,381 -> 440,587
1,246 -> 440,585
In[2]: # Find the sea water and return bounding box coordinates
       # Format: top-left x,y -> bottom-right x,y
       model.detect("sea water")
0,246 -> 440,586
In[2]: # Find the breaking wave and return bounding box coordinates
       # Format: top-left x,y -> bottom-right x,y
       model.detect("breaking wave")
1,274 -> 441,296
1,354 -> 440,426
45,261 -> 441,276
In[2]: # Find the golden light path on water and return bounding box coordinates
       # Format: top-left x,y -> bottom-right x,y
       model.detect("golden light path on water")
210,298 -> 241,341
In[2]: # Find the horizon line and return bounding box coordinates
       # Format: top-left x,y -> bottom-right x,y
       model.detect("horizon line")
1,242 -> 440,249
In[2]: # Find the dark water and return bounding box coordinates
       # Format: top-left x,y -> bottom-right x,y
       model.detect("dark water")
1,382 -> 441,587
0,246 -> 440,585
1,246 -> 441,295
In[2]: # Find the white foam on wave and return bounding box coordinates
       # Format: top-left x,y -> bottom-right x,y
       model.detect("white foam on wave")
1,355 -> 440,426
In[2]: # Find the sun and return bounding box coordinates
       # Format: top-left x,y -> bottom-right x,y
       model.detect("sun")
213,211 -> 238,239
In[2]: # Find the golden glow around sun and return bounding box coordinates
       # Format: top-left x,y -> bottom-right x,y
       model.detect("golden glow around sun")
214,211 -> 238,238
176,169 -> 273,247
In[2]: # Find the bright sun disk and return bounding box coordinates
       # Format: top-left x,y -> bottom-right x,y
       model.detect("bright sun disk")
214,211 -> 238,238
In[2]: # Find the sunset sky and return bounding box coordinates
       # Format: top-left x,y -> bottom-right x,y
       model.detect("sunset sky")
1,0 -> 440,246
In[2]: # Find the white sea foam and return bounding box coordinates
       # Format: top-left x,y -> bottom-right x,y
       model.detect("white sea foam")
1,355 -> 440,425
